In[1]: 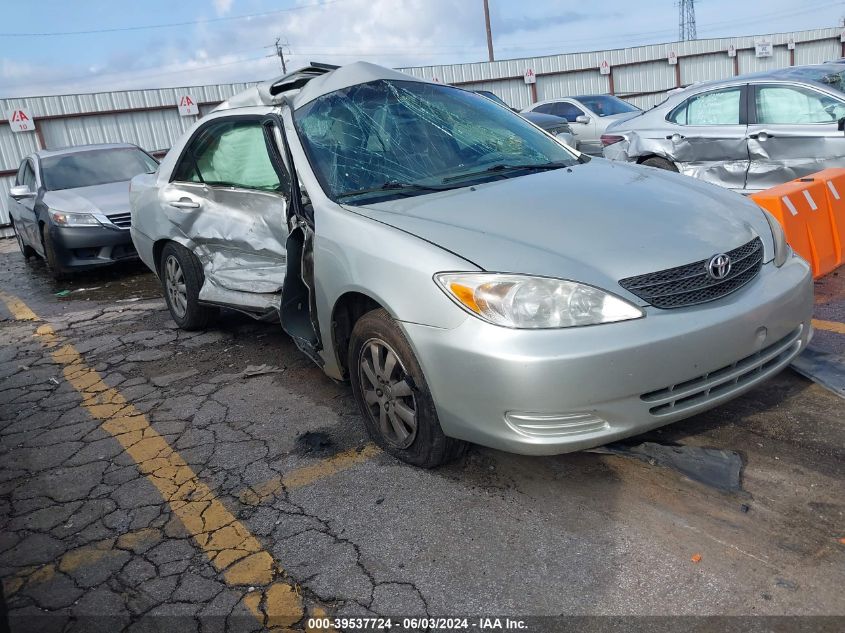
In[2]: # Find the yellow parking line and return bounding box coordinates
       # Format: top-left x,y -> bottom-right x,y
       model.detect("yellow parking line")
812,318 -> 845,335
240,444 -> 381,506
0,292 -> 306,628
0,292 -> 39,321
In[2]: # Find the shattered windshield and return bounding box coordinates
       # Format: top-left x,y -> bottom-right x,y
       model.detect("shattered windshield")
294,79 -> 578,203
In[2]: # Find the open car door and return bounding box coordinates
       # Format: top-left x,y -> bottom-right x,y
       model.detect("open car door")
261,111 -> 323,364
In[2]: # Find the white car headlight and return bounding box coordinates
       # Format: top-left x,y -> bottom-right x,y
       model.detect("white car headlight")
49,209 -> 102,227
435,273 -> 644,329
761,209 -> 789,267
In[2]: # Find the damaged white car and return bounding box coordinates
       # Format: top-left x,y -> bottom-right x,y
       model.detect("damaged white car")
130,62 -> 812,467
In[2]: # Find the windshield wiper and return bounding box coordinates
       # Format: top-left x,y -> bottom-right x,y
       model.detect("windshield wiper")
441,161 -> 569,184
336,180 -> 453,200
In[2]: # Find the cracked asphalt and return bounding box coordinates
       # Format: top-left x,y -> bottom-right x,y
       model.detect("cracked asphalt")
1,237 -> 844,632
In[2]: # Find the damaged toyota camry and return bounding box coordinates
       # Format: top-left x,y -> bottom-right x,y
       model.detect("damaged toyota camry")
130,62 -> 813,467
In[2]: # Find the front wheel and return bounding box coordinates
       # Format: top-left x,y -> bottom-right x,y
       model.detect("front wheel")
41,224 -> 69,280
159,242 -> 217,330
349,309 -> 467,468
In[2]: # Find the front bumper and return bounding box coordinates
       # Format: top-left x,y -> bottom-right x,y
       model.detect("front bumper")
402,256 -> 813,455
49,224 -> 137,270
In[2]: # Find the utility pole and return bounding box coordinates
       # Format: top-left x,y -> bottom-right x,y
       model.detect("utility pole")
482,0 -> 495,62
274,37 -> 288,73
678,0 -> 697,41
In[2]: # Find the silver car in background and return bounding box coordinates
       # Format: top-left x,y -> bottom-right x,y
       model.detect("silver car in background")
522,95 -> 640,155
603,63 -> 845,193
474,90 -> 577,148
130,62 -> 813,468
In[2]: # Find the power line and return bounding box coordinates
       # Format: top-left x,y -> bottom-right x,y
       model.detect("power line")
0,0 -> 345,37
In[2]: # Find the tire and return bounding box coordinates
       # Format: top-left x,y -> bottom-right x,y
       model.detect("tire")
159,242 -> 217,330
12,223 -> 34,260
349,309 -> 467,468
641,156 -> 678,172
41,224 -> 69,281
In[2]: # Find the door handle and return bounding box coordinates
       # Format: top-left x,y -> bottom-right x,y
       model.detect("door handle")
748,132 -> 774,140
666,133 -> 685,141
168,197 -> 200,209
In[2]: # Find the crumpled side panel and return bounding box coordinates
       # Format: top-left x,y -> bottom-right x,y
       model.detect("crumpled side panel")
605,131 -> 750,189
163,185 -> 288,296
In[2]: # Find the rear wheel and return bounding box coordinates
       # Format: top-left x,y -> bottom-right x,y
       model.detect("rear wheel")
160,242 -> 217,330
641,156 -> 678,172
349,309 -> 467,468
41,224 -> 69,280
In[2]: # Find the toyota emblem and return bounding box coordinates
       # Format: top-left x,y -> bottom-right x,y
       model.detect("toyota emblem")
707,253 -> 732,280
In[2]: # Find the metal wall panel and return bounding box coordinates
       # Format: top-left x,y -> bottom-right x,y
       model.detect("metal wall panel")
537,71 -> 609,102
795,39 -> 840,65
680,53 -> 735,86
615,60 -> 675,94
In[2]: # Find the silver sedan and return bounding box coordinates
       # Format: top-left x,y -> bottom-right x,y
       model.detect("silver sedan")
130,62 -> 813,467
603,63 -> 845,193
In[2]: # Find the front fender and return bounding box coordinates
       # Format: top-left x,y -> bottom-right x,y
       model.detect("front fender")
313,202 -> 475,378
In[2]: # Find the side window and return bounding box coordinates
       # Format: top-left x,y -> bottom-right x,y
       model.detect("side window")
669,88 -> 741,125
533,103 -> 555,115
756,85 -> 845,124
173,119 -> 289,192
552,102 -> 585,122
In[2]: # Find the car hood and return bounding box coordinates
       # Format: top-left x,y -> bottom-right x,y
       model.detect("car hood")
43,180 -> 131,215
350,159 -> 774,300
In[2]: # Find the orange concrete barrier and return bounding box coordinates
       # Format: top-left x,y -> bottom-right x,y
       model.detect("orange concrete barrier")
806,168 -> 845,267
751,172 -> 842,279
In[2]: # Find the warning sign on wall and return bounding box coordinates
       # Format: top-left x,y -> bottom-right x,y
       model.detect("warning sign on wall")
523,68 -> 536,84
755,38 -> 773,58
177,95 -> 199,116
599,60 -> 611,75
7,109 -> 35,133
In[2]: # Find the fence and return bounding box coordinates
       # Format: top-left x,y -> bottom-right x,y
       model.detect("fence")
2,27 -> 844,235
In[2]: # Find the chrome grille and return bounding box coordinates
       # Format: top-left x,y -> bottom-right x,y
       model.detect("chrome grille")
619,237 -> 763,309
642,325 -> 803,416
106,212 -> 131,229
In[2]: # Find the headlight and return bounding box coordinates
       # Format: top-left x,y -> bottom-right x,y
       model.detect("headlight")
49,209 -> 102,227
434,273 -> 644,329
761,210 -> 789,267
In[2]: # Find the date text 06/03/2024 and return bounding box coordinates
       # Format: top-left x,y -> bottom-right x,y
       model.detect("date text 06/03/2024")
305,617 -> 529,630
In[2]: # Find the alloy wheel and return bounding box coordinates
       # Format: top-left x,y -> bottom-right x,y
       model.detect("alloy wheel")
358,338 -> 418,449
164,254 -> 188,318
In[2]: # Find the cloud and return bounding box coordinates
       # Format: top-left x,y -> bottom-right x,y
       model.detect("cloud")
1,0 -> 842,98
214,0 -> 234,16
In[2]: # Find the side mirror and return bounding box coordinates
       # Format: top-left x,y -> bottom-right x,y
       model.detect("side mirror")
575,115 -> 591,124
9,185 -> 34,200
838,116 -> 845,132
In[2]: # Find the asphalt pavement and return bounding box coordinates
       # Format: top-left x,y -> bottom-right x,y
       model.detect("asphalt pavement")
0,238 -> 843,632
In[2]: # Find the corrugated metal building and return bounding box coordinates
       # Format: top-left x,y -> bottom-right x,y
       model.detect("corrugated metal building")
2,27 -> 843,236
401,27 -> 844,110
0,83 -> 254,235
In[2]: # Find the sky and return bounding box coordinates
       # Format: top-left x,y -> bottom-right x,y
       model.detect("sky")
0,0 -> 843,97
